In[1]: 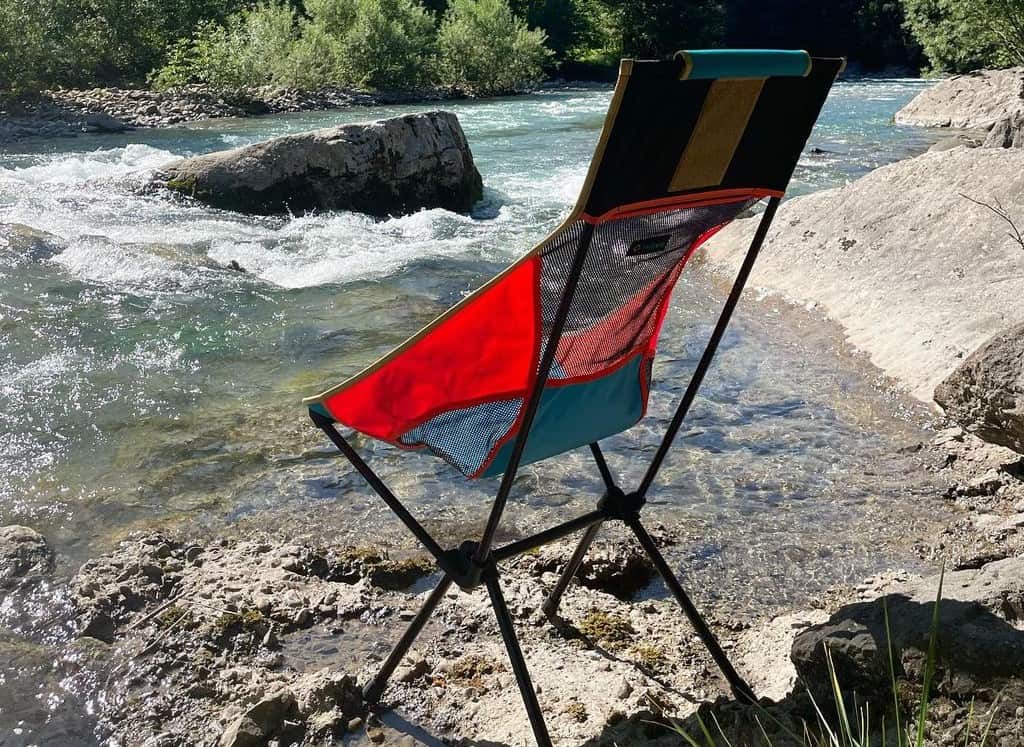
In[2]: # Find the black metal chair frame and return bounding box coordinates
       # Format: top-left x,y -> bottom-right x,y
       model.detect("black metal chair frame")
309,197 -> 781,746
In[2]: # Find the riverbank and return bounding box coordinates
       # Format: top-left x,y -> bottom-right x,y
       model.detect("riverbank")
0,84 -> 468,144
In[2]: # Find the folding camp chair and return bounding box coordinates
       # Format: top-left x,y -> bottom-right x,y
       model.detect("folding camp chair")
305,49 -> 843,746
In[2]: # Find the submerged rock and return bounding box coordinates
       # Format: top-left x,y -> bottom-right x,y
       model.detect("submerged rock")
895,68 -> 1024,129
0,525 -> 54,587
0,223 -> 65,261
935,322 -> 1024,454
157,111 -> 483,217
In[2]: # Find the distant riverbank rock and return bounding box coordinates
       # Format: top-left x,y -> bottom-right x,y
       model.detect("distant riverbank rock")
1,85 -> 461,144
704,146 -> 1024,403
792,557 -> 1024,703
935,322 -> 1024,454
0,525 -> 54,587
157,111 -> 483,217
896,68 -> 1024,129
984,110 -> 1024,148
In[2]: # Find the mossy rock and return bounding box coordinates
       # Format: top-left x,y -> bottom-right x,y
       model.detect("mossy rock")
578,609 -> 635,650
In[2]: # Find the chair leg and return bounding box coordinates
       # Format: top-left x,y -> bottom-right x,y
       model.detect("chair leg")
484,567 -> 553,747
364,574 -> 453,704
541,520 -> 603,618
626,516 -> 757,704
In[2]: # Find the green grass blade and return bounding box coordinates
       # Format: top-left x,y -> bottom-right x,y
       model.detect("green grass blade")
979,694 -> 1001,747
825,645 -> 855,746
709,711 -> 735,747
914,564 -> 945,746
882,597 -> 904,747
962,697 -> 974,747
754,713 -> 775,747
696,712 -> 717,747
806,675 -> 840,747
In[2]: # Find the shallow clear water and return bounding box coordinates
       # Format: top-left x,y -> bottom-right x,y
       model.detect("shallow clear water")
0,78 -> 948,742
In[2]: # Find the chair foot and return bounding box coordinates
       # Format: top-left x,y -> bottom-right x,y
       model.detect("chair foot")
484,566 -> 554,747
542,521 -> 603,619
363,574 -> 453,704
626,517 -> 757,704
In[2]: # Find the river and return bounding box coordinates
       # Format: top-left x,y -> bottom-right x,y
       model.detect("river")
1,78 -> 948,742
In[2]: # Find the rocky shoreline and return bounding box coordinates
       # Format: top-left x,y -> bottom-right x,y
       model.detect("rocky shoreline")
0,84 -> 465,145
1,423 -> 1021,746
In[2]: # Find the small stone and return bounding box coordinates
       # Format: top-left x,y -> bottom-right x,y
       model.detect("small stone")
367,726 -> 385,744
395,651 -> 430,683
615,678 -> 633,699
347,716 -> 363,732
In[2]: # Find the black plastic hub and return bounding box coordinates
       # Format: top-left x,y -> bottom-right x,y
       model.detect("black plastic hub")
439,540 -> 490,590
597,486 -> 645,521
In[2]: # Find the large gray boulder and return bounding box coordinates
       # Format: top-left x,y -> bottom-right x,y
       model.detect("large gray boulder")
159,111 -> 483,217
895,68 -> 1024,129
792,557 -> 1024,703
935,322 -> 1024,454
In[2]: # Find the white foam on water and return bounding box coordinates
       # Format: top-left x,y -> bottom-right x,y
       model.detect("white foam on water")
0,144 -> 177,185
50,235 -> 198,292
208,207 -> 492,288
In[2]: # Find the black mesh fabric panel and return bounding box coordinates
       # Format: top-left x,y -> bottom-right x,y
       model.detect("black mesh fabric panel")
395,197 -> 757,476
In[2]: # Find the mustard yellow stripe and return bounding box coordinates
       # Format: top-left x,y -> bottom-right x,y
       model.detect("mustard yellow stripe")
668,78 -> 765,193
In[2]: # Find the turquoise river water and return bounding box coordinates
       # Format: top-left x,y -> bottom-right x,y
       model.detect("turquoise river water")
0,78 -> 950,743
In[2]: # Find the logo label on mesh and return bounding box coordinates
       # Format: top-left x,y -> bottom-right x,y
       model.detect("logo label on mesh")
626,234 -> 672,257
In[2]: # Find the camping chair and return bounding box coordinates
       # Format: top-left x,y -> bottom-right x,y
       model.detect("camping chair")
305,49 -> 843,746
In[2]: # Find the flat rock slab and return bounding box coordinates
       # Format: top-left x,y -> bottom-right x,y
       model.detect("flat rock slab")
158,110 -> 483,217
704,146 -> 1024,403
896,68 -> 1024,129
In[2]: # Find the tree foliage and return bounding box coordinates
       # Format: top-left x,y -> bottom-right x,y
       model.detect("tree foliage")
5,0 -> 1024,99
436,0 -> 551,95
903,0 -> 1024,71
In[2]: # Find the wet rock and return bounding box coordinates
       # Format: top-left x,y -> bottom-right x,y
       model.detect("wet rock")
157,111 -> 483,217
935,322 -> 1024,454
0,223 -> 65,261
80,611 -> 117,644
792,557 -> 1024,703
0,525 -> 55,586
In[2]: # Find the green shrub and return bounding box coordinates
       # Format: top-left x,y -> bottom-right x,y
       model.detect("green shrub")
903,0 -> 1024,72
436,0 -> 550,95
339,0 -> 437,89
152,1 -> 300,89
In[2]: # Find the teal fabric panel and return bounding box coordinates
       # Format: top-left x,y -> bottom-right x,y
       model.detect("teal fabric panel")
481,354 -> 647,478
680,49 -> 810,80
308,402 -> 333,421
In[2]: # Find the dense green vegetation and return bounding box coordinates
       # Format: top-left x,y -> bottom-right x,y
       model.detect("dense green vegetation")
903,0 -> 1024,72
1,0 -> 1023,98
